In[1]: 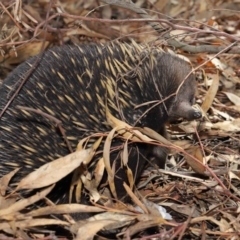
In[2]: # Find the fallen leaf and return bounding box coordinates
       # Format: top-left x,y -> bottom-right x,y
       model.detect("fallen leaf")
224,92 -> 240,106
185,146 -> 206,175
16,148 -> 94,190
201,73 -> 219,113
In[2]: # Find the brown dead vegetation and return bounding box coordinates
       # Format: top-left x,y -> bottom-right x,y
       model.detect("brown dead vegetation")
0,0 -> 240,239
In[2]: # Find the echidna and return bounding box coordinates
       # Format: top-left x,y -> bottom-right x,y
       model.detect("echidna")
0,41 -> 201,208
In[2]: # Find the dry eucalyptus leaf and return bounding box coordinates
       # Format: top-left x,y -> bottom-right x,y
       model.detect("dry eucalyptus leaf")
16,148 -> 94,190
229,171 -> 240,181
211,118 -> 240,132
23,5 -> 42,23
211,57 -> 225,70
127,217 -> 168,237
69,165 -> 83,204
94,157 -> 105,187
0,168 -> 20,196
137,199 -> 172,220
0,185 -> 54,219
75,220 -> 117,240
0,218 -> 69,234
28,204 -> 104,217
90,212 -> 136,231
70,212 -> 136,237
190,216 -> 230,231
106,109 -> 153,142
3,42 -> 50,65
169,3 -> 187,17
155,0 -> 168,10
103,127 -> 115,179
122,140 -> 129,166
224,92 -> 240,106
66,27 -> 109,39
76,136 -> 89,151
126,165 -> 134,190
185,146 -> 206,175
142,127 -> 172,146
103,128 -> 117,198
169,203 -> 200,218
177,120 -> 199,134
221,211 -> 240,231
201,73 -> 219,113
81,174 -> 101,203
0,195 -> 17,213
123,182 -> 148,214
229,105 -> 240,112
173,140 -> 192,149
213,108 -> 233,120
102,5 -> 112,19
219,218 -> 233,232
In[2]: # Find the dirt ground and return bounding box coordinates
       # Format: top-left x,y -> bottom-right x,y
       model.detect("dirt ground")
0,0 -> 240,239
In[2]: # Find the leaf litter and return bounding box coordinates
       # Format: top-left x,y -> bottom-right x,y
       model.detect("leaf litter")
1,0 -> 240,239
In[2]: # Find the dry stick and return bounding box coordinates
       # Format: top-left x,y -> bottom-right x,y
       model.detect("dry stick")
0,1 -> 54,119
100,0 -> 240,53
0,64 -> 40,120
0,2 -> 23,32
194,126 -> 240,202
176,208 -> 196,240
49,15 -> 240,43
175,40 -> 237,100
130,126 -> 240,202
100,0 -> 165,34
0,12 -> 239,53
172,41 -> 240,200
39,17 -> 240,45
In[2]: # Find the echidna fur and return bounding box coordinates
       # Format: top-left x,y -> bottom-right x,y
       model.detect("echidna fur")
0,41 -> 201,208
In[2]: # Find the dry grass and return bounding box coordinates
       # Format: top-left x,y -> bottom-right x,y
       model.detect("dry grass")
0,0 -> 240,239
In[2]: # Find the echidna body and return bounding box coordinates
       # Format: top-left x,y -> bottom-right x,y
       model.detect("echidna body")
0,42 -> 201,204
